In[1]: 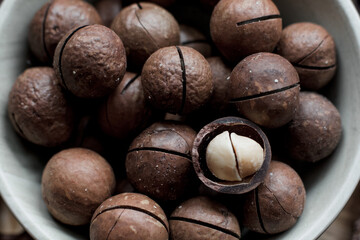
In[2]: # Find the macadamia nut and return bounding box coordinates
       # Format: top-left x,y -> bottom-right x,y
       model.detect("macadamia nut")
206,131 -> 264,181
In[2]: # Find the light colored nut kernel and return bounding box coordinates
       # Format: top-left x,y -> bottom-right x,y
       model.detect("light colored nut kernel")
206,131 -> 264,181
206,131 -> 242,181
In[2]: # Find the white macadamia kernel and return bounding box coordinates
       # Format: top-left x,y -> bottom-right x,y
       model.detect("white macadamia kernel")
206,131 -> 264,181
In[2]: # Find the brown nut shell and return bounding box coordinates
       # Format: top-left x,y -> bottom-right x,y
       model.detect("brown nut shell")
286,92 -> 342,162
210,0 -> 282,63
41,148 -> 116,226
141,46 -> 213,115
180,25 -> 212,58
8,67 -> 74,147
230,52 -> 300,128
277,22 -> 337,90
28,0 -> 102,63
126,122 -> 197,201
170,196 -> 241,240
242,161 -> 306,234
97,72 -> 153,139
111,2 -> 180,69
53,24 -> 127,98
95,0 -> 122,27
90,193 -> 169,240
192,117 -> 271,195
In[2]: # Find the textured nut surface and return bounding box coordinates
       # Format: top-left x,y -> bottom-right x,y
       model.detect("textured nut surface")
53,24 -> 126,98
126,122 -> 197,201
230,52 -> 300,128
242,161 -> 306,234
277,22 -> 337,90
206,131 -> 264,181
28,0 -> 102,63
98,72 -> 153,139
287,92 -> 342,162
142,46 -> 213,115
111,2 -> 179,68
41,148 -> 116,226
170,196 -> 241,240
210,0 -> 282,63
90,193 -> 169,240
8,67 -> 74,147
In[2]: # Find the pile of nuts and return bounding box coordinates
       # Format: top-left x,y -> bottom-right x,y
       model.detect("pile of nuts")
7,0 -> 342,239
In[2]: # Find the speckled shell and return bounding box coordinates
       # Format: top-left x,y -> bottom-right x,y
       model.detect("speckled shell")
141,46 -> 213,115
53,24 -> 127,98
242,161 -> 306,234
170,196 -> 241,240
111,2 -> 179,69
97,72 -> 153,140
206,56 -> 232,111
286,92 -> 342,162
41,148 -> 116,226
95,0 -> 122,27
126,122 -> 197,202
277,22 -> 337,90
28,0 -> 102,63
180,25 -> 212,58
8,67 -> 74,147
230,53 -> 300,128
90,193 -> 169,240
210,0 -> 282,63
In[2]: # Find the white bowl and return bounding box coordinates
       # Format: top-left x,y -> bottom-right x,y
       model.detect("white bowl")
1,0 -> 360,239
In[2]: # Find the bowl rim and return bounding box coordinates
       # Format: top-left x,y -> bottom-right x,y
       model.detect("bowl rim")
1,0 -> 360,239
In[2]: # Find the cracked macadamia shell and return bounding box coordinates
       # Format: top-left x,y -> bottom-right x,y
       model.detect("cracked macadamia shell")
97,72 -> 153,140
277,22 -> 337,90
170,196 -> 241,240
41,148 -> 116,226
28,0 -> 102,63
192,117 -> 271,195
242,161 -> 306,234
141,46 -> 213,115
90,193 -> 169,240
286,92 -> 342,162
8,67 -> 74,147
53,24 -> 126,98
111,2 -> 180,69
126,121 -> 197,202
180,25 -> 212,58
210,0 -> 282,63
230,52 -> 300,129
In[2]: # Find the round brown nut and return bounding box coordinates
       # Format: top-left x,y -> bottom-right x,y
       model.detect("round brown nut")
41,148 -> 116,226
95,0 -> 122,27
230,52 -> 300,129
111,2 -> 180,69
97,72 -> 154,140
206,56 -> 232,112
28,0 -> 102,63
180,24 -> 212,58
142,46 -> 213,115
210,0 -> 282,63
90,193 -> 169,240
192,117 -> 272,195
277,22 -> 337,90
126,121 -> 197,202
242,161 -> 306,234
286,92 -> 342,162
53,24 -> 127,98
8,67 -> 74,147
170,196 -> 241,240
